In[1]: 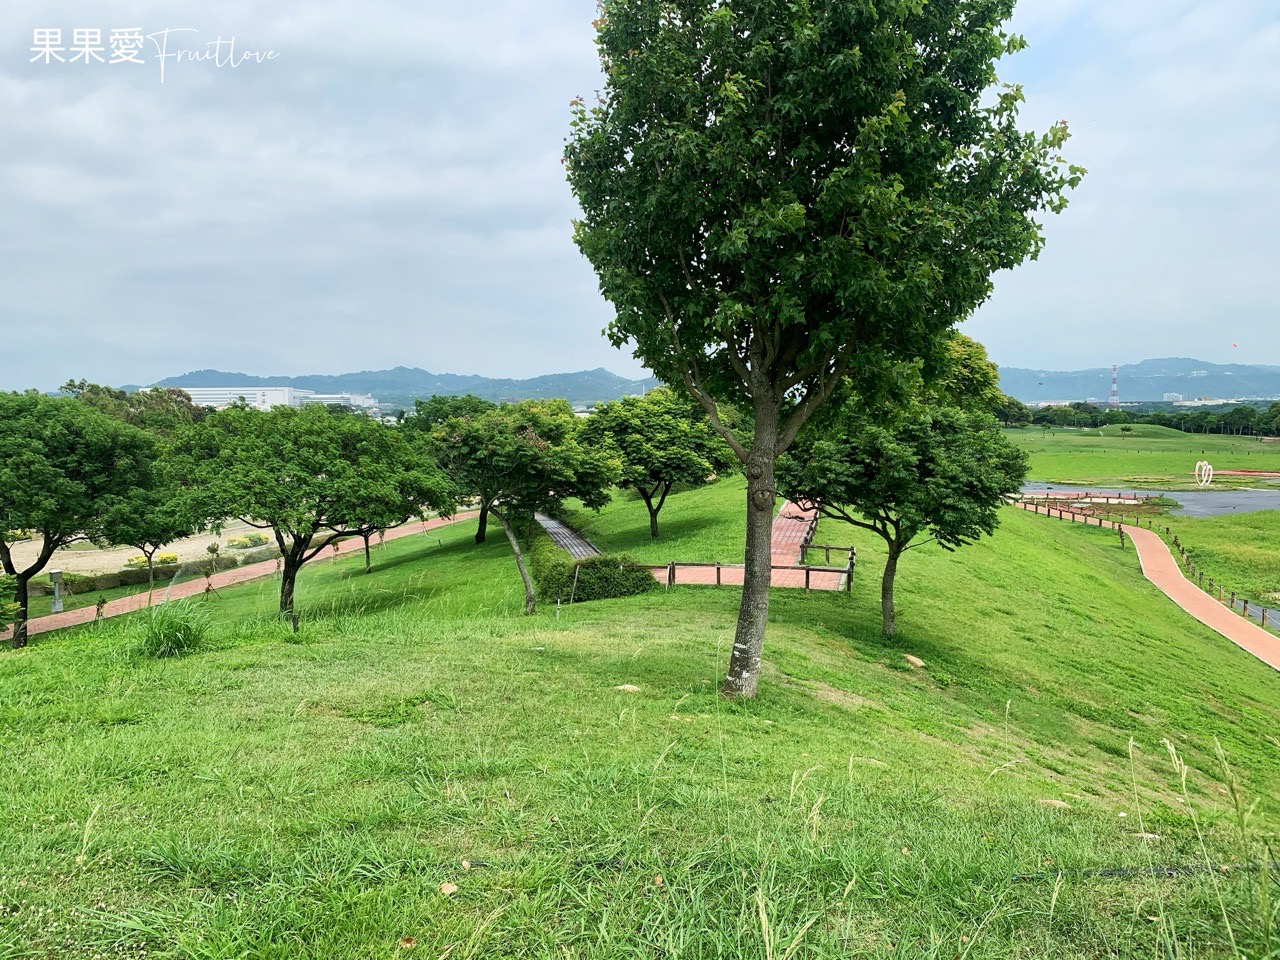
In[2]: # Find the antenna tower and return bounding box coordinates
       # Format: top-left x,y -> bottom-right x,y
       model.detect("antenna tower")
1109,365 -> 1120,408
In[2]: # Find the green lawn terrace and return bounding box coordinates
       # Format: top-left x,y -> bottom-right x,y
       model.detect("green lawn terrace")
1009,423 -> 1280,489
2,479 -> 1278,957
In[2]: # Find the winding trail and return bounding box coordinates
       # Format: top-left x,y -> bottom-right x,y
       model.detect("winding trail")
1017,502 -> 1280,671
4,512 -> 478,643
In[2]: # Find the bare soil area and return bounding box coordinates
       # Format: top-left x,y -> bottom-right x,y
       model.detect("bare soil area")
6,521 -> 274,576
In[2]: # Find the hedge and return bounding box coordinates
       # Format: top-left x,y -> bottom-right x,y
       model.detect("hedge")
526,527 -> 656,603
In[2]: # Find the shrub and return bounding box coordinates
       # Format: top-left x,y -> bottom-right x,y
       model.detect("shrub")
156,553 -> 179,566
526,528 -> 656,603
124,555 -> 148,569
133,602 -> 211,658
226,532 -> 270,550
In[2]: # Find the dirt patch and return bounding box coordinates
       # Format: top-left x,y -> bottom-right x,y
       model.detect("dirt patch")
7,520 -> 269,576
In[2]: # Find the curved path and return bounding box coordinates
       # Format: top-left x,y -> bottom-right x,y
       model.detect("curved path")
3,512 -> 478,643
1017,502 -> 1280,671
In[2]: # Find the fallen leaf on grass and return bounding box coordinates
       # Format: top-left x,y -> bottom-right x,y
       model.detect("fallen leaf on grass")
439,882 -> 458,896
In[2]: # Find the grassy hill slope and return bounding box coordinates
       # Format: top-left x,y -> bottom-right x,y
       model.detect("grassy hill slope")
2,482 -> 1277,958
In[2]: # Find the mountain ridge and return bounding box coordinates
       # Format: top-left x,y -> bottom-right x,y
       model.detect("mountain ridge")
997,357 -> 1280,403
150,366 -> 661,407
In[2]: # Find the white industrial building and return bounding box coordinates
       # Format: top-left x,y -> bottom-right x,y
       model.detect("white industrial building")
158,386 -> 378,411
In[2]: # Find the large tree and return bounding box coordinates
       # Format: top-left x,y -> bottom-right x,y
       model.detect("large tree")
61,379 -> 207,434
779,400 -> 1028,635
433,400 -> 619,614
182,405 -> 453,616
0,393 -> 153,648
566,0 -> 1081,696
580,387 -> 734,538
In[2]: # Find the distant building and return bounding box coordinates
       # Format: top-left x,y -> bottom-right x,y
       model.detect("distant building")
1163,392 -> 1184,402
298,392 -> 378,411
163,386 -> 378,411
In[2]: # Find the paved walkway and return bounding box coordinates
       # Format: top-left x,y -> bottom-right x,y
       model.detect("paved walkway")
3,512 -> 478,643
534,513 -> 600,559
1017,502 -> 1280,671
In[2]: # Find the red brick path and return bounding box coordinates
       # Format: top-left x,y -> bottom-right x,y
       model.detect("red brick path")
3,512 -> 478,643
1016,502 -> 1280,671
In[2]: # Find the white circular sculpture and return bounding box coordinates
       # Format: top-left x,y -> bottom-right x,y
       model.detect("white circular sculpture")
1194,460 -> 1214,487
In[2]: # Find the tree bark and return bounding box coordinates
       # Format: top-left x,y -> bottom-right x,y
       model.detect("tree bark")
495,510 -> 536,615
280,553 -> 302,615
363,532 -> 372,574
722,413 -> 778,699
881,541 -> 903,637
475,499 -> 491,544
10,575 -> 30,650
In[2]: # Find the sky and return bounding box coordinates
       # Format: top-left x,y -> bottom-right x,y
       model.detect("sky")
0,1 -> 1276,392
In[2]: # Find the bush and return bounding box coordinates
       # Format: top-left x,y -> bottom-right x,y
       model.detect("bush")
156,553 -> 179,566
124,555 -> 148,569
133,602 -> 211,658
227,533 -> 270,550
526,528 -> 656,603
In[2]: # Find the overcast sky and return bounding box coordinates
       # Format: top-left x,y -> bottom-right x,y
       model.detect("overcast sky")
1,1 -> 1276,391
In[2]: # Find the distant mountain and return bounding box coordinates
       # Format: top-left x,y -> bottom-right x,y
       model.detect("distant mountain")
151,366 -> 661,407
998,358 -> 1280,403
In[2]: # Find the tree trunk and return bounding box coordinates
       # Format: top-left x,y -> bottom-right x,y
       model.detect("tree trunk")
475,500 -> 491,544
280,555 -> 301,615
881,542 -> 903,637
145,548 -> 156,606
10,575 -> 30,650
363,532 -> 372,574
495,511 -> 536,615
639,488 -> 661,539
722,417 -> 778,699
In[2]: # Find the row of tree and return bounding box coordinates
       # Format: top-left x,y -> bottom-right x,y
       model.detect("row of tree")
997,397 -> 1280,435
0,384 -> 738,648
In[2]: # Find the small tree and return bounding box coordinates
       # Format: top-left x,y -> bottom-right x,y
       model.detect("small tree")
580,387 -> 734,538
779,401 -> 1028,636
434,400 -> 619,614
403,395 -> 499,543
567,0 -> 1081,697
182,405 -> 453,616
61,379 -> 207,434
0,393 -> 152,648
98,443 -> 205,599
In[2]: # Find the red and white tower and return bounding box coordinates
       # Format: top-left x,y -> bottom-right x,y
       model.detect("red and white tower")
1109,364 -> 1120,408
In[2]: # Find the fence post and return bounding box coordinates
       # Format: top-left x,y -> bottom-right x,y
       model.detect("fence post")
1243,599 -> 1250,619
804,567 -> 811,593
825,546 -> 831,564
667,562 -> 675,590
716,562 -> 722,587
1230,591 -> 1236,610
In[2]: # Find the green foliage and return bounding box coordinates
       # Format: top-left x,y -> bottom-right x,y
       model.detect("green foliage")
131,602 -> 211,658
580,388 -> 735,537
780,398 -> 1028,633
60,379 -> 207,434
179,404 -> 453,613
0,392 -> 157,645
403,394 -> 496,431
226,533 -> 270,550
433,399 -> 618,524
566,0 -> 1079,693
526,528 -> 656,602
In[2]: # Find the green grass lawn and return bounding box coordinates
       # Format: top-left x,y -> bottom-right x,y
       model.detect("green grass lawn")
565,476 -> 756,563
1010,424 -> 1280,488
24,571 -> 209,620
1165,511 -> 1280,605
2,486 -> 1278,958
